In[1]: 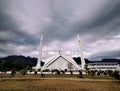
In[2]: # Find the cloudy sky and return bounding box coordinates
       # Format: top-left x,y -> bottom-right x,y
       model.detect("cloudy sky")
0,0 -> 120,61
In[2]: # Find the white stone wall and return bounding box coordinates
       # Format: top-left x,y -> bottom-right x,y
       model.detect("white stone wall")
46,57 -> 76,70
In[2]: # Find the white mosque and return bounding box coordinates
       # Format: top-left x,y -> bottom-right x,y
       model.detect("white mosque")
33,34 -> 85,71
33,34 -> 120,71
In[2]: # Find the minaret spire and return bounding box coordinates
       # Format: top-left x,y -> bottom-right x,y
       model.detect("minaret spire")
70,50 -> 72,58
59,50 -> 62,55
46,47 -> 48,61
77,34 -> 86,70
34,33 -> 43,70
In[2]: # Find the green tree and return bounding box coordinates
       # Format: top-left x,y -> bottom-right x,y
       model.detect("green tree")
78,70 -> 83,78
107,70 -> 114,76
113,70 -> 120,80
20,68 -> 27,75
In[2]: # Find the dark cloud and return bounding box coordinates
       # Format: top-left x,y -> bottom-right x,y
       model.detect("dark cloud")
0,0 -> 120,60
0,1 -> 19,31
84,0 -> 120,29
0,1 -> 23,43
43,0 -> 120,43
90,50 -> 120,61
0,0 -> 41,45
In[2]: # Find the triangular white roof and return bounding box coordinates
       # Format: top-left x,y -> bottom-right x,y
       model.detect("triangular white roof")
42,53 -> 80,70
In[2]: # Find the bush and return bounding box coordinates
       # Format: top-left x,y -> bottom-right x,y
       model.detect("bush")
113,70 -> 120,80
108,70 -> 114,76
56,70 -> 60,75
78,70 -> 83,78
61,70 -> 65,74
34,71 -> 37,74
65,69 -> 67,72
38,69 -> 41,72
79,70 -> 82,75
107,70 -> 120,80
41,72 -> 45,77
97,71 -> 100,76
43,69 -> 50,72
77,74 -> 83,78
51,69 -> 61,75
89,70 -> 96,76
70,70 -> 73,75
20,69 -> 27,75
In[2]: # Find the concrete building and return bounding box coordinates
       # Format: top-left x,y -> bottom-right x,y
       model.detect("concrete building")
33,34 -> 86,71
87,60 -> 120,71
42,52 -> 80,70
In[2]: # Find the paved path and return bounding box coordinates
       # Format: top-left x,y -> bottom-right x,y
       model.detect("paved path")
0,78 -> 119,82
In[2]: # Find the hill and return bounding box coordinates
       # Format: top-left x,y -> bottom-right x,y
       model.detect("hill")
0,55 -> 38,71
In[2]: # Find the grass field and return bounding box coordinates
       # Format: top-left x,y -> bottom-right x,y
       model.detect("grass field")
0,79 -> 120,91
0,74 -> 120,91
0,73 -> 116,79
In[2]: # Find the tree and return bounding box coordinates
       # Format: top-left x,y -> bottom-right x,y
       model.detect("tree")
107,70 -> 114,76
70,70 -> 73,75
10,68 -> 16,77
0,61 -> 5,71
61,70 -> 65,74
20,68 -> 27,75
113,70 -> 120,80
89,70 -> 96,76
85,64 -> 88,70
56,70 -> 60,75
78,70 -> 83,78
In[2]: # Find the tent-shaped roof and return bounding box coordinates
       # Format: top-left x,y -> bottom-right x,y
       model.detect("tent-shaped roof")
42,53 -> 80,70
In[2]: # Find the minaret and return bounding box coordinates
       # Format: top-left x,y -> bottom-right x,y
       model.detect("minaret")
77,34 -> 86,70
46,47 -> 48,61
70,51 -> 72,58
35,33 -> 43,70
59,50 -> 62,55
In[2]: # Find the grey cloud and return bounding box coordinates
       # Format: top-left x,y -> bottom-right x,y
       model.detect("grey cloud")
0,1 -> 22,42
70,0 -> 120,36
0,0 -> 41,44
90,50 -> 120,61
83,0 -> 120,29
43,0 -> 120,43
0,0 -> 120,60
0,1 -> 19,31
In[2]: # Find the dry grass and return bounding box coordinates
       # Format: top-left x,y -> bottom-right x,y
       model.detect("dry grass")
0,74 -> 115,79
0,74 -> 119,91
0,79 -> 120,91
